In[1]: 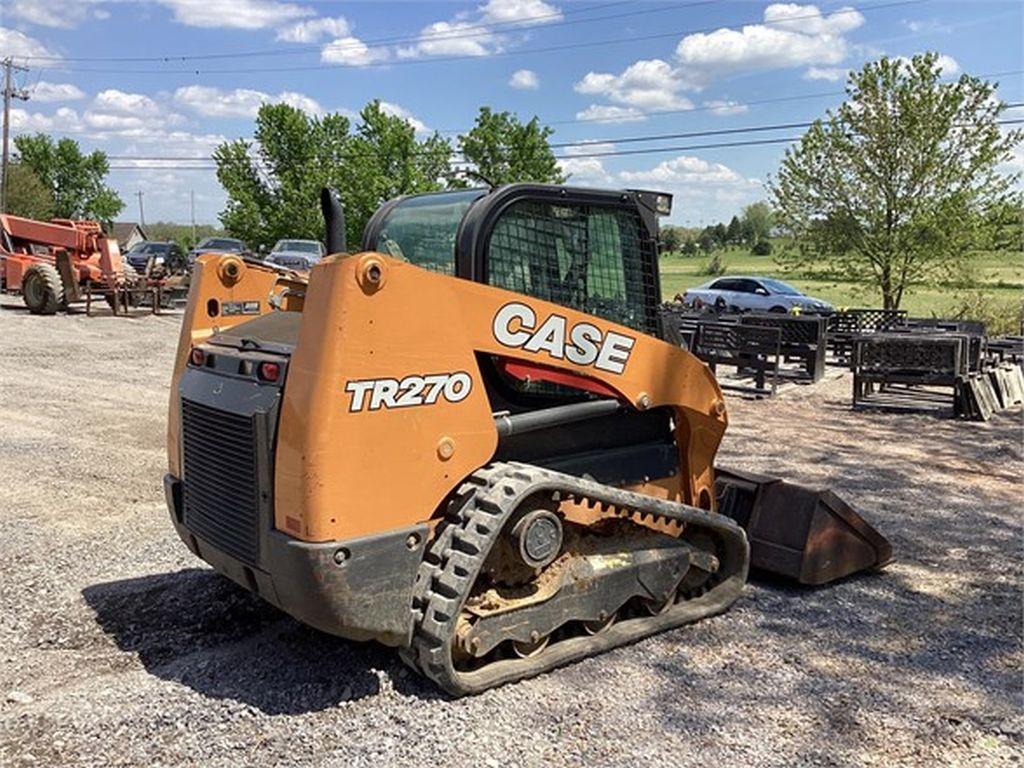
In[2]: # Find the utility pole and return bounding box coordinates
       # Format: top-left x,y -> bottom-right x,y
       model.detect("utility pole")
1,57 -> 30,214
135,190 -> 145,227
190,189 -> 196,242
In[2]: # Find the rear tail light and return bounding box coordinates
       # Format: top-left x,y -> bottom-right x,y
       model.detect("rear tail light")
190,347 -> 205,366
258,362 -> 281,382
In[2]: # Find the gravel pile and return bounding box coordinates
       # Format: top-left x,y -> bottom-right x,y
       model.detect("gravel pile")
0,296 -> 1020,767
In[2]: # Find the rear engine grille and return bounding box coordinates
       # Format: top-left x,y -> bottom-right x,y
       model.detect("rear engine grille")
181,398 -> 260,565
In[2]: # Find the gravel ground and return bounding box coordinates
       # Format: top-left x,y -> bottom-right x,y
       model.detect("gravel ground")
0,295 -> 1021,767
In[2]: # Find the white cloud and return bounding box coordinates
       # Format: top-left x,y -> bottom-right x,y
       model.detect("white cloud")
93,89 -> 162,117
564,141 -> 616,156
509,69 -> 539,90
618,155 -> 764,222
10,107 -> 80,133
0,27 -> 61,61
479,0 -> 562,25
935,54 -> 960,74
674,3 -> 865,88
575,59 -> 693,115
803,66 -> 846,81
400,0 -> 562,59
619,155 -> 759,187
31,81 -> 86,103
400,20 -> 496,58
560,140 -> 616,179
173,85 -> 323,117
574,105 -> 646,123
321,36 -> 389,66
277,16 -> 350,43
902,18 -> 952,35
704,99 -> 748,116
5,0 -> 93,29
156,0 -> 312,30
379,101 -> 429,134
762,3 -> 864,35
1001,143 -> 1024,174
558,157 -> 611,183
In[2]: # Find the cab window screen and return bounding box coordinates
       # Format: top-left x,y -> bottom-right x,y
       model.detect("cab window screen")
374,190 -> 483,275
486,200 -> 657,335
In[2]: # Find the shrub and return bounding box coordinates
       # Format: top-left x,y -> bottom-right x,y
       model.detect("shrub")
699,252 -> 726,276
946,291 -> 1023,335
751,239 -> 773,256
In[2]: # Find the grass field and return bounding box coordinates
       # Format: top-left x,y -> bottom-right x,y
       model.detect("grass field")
659,244 -> 1023,317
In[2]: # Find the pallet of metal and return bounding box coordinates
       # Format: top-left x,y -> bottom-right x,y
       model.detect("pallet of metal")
659,303 -> 728,350
828,308 -> 907,364
692,321 -> 783,396
852,332 -> 1007,420
740,312 -> 828,382
987,362 -> 1024,410
987,335 -> 1024,367
902,318 -> 987,371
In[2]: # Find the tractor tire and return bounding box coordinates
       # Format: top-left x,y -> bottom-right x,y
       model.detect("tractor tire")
22,263 -> 65,315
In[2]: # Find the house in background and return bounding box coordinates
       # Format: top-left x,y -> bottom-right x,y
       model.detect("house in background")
110,222 -> 147,251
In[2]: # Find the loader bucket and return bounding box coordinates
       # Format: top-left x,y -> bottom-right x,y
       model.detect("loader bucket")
714,467 -> 892,585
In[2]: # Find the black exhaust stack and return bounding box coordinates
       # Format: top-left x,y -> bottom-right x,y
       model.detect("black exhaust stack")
320,187 -> 347,255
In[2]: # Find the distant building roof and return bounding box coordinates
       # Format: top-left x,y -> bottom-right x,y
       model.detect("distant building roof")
111,222 -> 147,243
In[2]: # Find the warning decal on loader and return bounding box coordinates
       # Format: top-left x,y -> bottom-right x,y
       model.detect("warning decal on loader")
345,372 -> 473,412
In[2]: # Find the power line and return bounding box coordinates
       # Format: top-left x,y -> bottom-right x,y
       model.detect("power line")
105,116 -> 1024,170
17,1 -> 690,63
101,111 -> 1024,164
35,0 -> 925,75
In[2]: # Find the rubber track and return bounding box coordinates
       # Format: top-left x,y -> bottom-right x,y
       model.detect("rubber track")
402,461 -> 750,696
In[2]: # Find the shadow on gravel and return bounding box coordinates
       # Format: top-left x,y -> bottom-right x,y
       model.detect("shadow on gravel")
82,568 -> 441,715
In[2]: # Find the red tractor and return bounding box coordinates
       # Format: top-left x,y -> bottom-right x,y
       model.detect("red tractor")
0,214 -> 138,314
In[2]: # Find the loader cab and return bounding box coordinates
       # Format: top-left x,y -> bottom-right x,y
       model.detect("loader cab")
363,184 -> 667,338
364,184 -> 675,483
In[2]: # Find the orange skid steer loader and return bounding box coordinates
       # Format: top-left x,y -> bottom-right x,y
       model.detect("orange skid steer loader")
165,185 -> 890,695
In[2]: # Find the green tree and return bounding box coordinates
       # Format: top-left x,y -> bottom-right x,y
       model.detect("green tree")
660,226 -> 681,254
770,53 -> 1022,309
213,100 -> 454,250
680,239 -> 698,256
458,107 -> 564,186
712,222 -> 728,246
14,134 -> 123,221
342,101 -> 453,247
697,229 -> 716,252
5,162 -> 54,220
726,215 -> 742,244
145,221 -> 226,252
741,201 -> 774,244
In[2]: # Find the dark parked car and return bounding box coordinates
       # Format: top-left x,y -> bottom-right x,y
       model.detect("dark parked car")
187,237 -> 248,267
265,239 -> 326,270
682,275 -> 833,314
123,241 -> 187,275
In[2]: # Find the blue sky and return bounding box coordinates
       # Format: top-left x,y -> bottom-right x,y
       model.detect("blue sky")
3,0 -> 1022,226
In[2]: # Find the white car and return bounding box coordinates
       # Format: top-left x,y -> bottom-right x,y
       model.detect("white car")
682,276 -> 833,314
